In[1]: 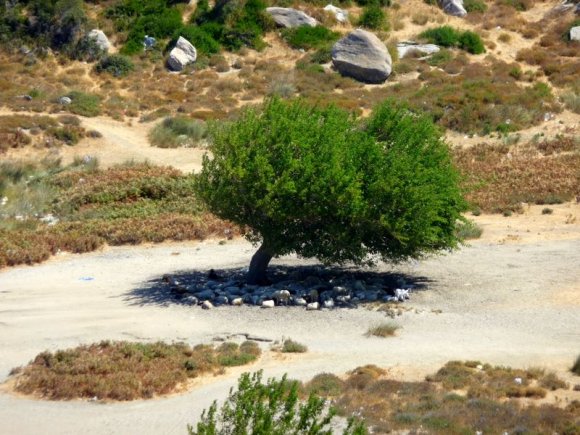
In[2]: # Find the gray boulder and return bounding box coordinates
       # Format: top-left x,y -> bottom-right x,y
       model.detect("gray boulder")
266,7 -> 317,28
167,37 -> 197,72
332,29 -> 392,84
397,41 -> 440,59
87,29 -> 110,52
570,26 -> 580,41
439,0 -> 467,17
58,96 -> 72,105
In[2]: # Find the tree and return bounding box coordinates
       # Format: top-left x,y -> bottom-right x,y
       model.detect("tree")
195,98 -> 466,284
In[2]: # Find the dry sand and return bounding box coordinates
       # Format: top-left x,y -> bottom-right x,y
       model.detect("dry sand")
0,206 -> 579,434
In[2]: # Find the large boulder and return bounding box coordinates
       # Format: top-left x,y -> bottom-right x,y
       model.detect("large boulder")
87,29 -> 110,52
266,7 -> 317,28
331,29 -> 392,84
439,0 -> 467,16
397,41 -> 440,58
167,37 -> 197,72
570,26 -> 580,41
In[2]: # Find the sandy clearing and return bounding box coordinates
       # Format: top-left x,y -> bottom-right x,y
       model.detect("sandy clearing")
0,220 -> 579,434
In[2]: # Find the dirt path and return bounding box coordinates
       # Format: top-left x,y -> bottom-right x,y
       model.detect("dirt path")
0,208 -> 579,434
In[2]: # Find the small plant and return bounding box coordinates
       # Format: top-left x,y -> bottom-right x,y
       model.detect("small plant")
463,0 -> 488,12
420,26 -> 485,54
358,4 -> 388,30
281,339 -> 308,353
95,55 -> 134,78
149,116 -> 207,148
66,91 -> 101,117
542,207 -> 553,215
366,322 -> 399,337
458,30 -> 486,54
187,370 -> 367,434
572,355 -> 580,376
282,26 -> 339,50
455,219 -> 483,239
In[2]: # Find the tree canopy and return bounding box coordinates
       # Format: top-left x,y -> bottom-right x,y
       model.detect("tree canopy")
195,98 -> 466,284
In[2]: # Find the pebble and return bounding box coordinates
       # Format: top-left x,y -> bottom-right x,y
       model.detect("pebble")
202,301 -> 214,310
231,297 -> 243,306
261,300 -> 275,308
306,302 -> 320,311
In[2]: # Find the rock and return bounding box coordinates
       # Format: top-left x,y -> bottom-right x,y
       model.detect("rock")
143,35 -> 157,50
308,289 -> 319,302
273,289 -> 291,305
332,29 -> 392,84
167,37 -> 197,72
439,0 -> 467,17
333,286 -> 349,295
196,289 -> 215,300
397,41 -> 440,59
224,286 -> 244,296
293,297 -> 307,306
87,29 -> 110,52
262,300 -> 275,308
324,4 -> 349,23
266,7 -> 317,28
394,288 -> 410,301
202,300 -> 214,310
570,26 -> 580,41
323,299 -> 335,309
214,295 -> 229,306
58,96 -> 72,105
182,295 -> 199,306
231,297 -> 244,306
306,302 -> 320,311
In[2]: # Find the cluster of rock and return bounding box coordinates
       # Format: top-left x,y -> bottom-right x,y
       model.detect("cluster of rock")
164,267 -> 415,310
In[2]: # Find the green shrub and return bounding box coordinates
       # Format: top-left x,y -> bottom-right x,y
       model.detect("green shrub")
463,0 -> 488,12
458,31 -> 485,54
427,49 -> 453,67
195,98 -> 466,283
188,371 -> 367,435
356,0 -> 391,6
358,5 -> 387,30
173,25 -> 220,56
95,55 -> 134,77
572,355 -> 580,375
50,127 -> 80,145
281,339 -> 308,353
282,26 -> 340,50
455,219 -> 483,239
67,91 -> 101,117
420,26 -> 485,54
149,116 -> 207,148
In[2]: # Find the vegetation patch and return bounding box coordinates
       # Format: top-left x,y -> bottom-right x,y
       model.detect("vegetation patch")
358,4 -> 388,30
365,322 -> 399,337
95,55 -> 134,78
331,361 -> 576,434
149,116 -> 207,148
282,26 -> 339,50
419,26 -> 485,54
10,340 -> 261,401
279,339 -> 308,353
66,91 -> 101,117
455,219 -> 483,240
573,355 -> 580,376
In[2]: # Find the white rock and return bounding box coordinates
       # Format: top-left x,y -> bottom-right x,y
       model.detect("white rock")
324,4 -> 349,23
266,7 -> 317,28
261,300 -> 275,308
293,297 -> 307,306
87,29 -> 110,52
323,299 -> 335,309
58,96 -> 72,105
396,41 -> 440,59
570,26 -> 580,42
231,297 -> 243,306
306,302 -> 320,311
202,300 -> 214,310
514,377 -> 523,385
167,37 -> 197,72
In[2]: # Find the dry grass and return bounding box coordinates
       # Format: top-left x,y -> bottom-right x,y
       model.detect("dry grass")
454,143 -> 580,213
279,339 -> 308,353
10,340 -> 261,401
317,361 -> 577,434
365,322 -> 400,338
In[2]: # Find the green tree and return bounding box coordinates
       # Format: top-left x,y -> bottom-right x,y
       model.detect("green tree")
195,99 -> 466,284
188,371 -> 367,435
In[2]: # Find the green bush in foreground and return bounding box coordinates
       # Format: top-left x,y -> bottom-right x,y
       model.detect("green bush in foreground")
196,98 -> 466,284
188,370 -> 367,435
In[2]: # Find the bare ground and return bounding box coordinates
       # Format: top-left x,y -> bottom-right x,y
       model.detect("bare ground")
0,205 -> 579,434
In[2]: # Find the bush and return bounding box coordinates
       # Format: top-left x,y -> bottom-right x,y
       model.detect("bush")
282,26 -> 339,50
281,339 -> 308,353
188,371 -> 367,435
572,355 -> 580,376
358,5 -> 387,30
173,25 -> 220,56
195,98 -> 466,283
463,0 -> 488,12
149,117 -> 207,148
455,219 -> 483,239
420,26 -> 485,54
458,30 -> 486,54
95,55 -> 134,78
366,322 -> 399,337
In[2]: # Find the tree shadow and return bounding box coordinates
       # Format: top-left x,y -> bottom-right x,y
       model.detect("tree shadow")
123,264 -> 433,308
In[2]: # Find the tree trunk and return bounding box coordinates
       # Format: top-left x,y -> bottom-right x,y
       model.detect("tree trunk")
247,242 -> 273,285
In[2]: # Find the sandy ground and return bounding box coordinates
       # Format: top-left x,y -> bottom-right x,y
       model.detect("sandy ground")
0,206 -> 579,434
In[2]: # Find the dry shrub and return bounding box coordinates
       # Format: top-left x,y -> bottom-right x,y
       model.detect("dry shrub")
455,144 -> 580,213
11,340 -> 261,401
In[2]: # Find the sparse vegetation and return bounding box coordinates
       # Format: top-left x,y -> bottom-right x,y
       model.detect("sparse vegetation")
365,322 -> 399,337
149,116 -> 207,148
455,219 -> 483,239
95,55 -> 134,78
67,91 -> 101,117
282,26 -> 339,50
280,339 -> 308,353
11,340 -> 261,401
572,355 -> 580,376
